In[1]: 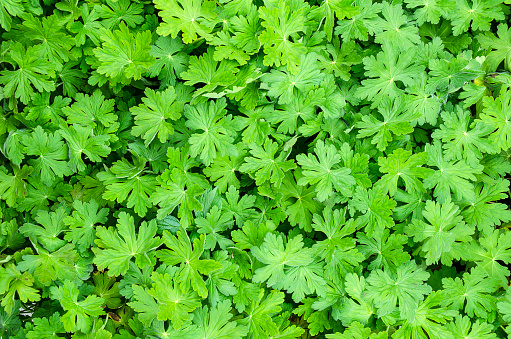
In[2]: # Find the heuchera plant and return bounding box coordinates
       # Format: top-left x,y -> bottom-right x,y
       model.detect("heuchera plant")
2,0 -> 511,338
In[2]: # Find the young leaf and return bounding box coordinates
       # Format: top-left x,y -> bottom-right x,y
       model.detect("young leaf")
0,165 -> 32,207
93,212 -> 161,276
376,148 -> 432,197
441,269 -> 498,318
462,230 -> 511,288
154,0 -> 217,43
366,260 -> 432,321
156,229 -> 222,298
60,124 -> 111,172
130,87 -> 183,146
405,198 -> 474,265
240,139 -> 296,188
423,141 -> 482,203
0,264 -> 41,314
0,43 -> 56,104
93,22 -> 155,82
478,88 -> 511,152
50,280 -> 105,333
258,0 -> 308,72
64,199 -> 109,253
356,44 -> 423,108
22,126 -> 73,185
296,140 -> 355,201
184,98 -> 239,166
392,291 -> 457,339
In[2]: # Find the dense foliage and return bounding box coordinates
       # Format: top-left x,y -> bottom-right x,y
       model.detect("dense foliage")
2,0 -> 511,337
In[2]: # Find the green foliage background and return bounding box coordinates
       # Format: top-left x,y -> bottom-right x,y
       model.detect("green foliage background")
2,0 -> 511,337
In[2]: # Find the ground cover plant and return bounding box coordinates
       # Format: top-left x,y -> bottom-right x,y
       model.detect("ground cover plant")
2,0 -> 511,337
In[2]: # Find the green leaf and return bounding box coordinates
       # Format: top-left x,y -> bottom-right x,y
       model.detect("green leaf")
97,155 -> 157,217
426,53 -> 484,94
0,165 -> 32,207
326,321 -> 387,339
196,205 -> 234,250
19,207 -> 68,252
240,139 -> 296,188
334,0 -> 382,41
70,4 -> 103,46
154,0 -> 217,43
0,264 -> 41,314
478,88 -> 511,152
221,185 -> 258,226
130,87 -> 183,146
93,22 -> 155,82
311,206 -> 363,281
60,124 -> 111,172
128,284 -> 159,327
26,313 -> 66,339
251,233 -> 313,283
156,229 -> 222,298
163,145 -> 210,189
366,260 -> 432,321
50,280 -> 105,333
356,97 -> 417,151
392,291 -> 457,339
147,36 -> 189,87
22,126 -> 73,185
338,273 -> 375,326
446,316 -> 497,339
97,0 -> 144,29
405,198 -> 473,265
419,21 -> 472,54
0,43 -> 55,104
462,230 -> 511,288
261,52 -> 324,105
204,154 -> 244,193
210,9 -> 262,65
0,0 -> 23,31
445,0 -> 504,36
205,250 -> 238,306
192,300 -> 248,338
279,171 -> 323,231
296,140 -> 355,201
151,168 -> 204,224
311,0 -> 359,41
91,271 -> 122,309
459,179 -> 511,235
405,74 -> 442,125
184,98 -> 239,166
318,41 -> 361,81
348,186 -> 397,236
478,23 -> 511,71
376,148 -> 432,197
356,44 -> 423,108
181,47 -> 238,98
63,199 -> 109,253
404,0 -> 447,25
357,228 -> 410,271
14,14 -> 75,70
497,285 -> 511,323
93,212 -> 161,276
62,90 -> 117,129
423,141 -> 482,202
374,2 -> 421,50
237,289 -> 285,339
432,106 -> 496,167
17,243 -> 78,285
441,268 -> 497,318
258,0 -> 308,72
